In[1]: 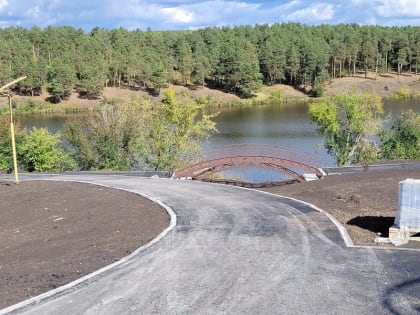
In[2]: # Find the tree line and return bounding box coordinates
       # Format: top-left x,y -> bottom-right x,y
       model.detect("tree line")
1,23 -> 420,100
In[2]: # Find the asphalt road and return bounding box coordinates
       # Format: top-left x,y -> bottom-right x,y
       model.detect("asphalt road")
1,174 -> 419,315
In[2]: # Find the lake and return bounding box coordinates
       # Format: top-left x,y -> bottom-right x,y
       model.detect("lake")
17,98 -> 419,180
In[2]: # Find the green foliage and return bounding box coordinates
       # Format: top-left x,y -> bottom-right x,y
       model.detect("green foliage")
150,62 -> 167,94
47,60 -> 76,102
64,89 -> 217,172
1,24 -> 420,101
308,90 -> 383,165
64,105 -> 138,170
19,128 -> 76,172
269,90 -> 283,101
380,110 -> 420,160
142,89 -> 217,171
394,87 -> 411,99
311,83 -> 324,97
0,114 -> 75,172
0,114 -> 25,172
355,140 -> 380,165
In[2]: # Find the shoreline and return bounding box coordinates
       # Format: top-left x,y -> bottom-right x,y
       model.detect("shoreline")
1,72 -> 419,115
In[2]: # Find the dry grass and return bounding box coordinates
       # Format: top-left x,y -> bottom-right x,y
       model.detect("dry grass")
1,72 -> 419,112
323,72 -> 420,97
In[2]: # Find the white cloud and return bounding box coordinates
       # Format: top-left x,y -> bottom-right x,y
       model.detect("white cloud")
0,0 -> 8,11
161,7 -> 194,23
1,0 -> 420,31
286,3 -> 335,22
25,6 -> 41,18
377,0 -> 420,17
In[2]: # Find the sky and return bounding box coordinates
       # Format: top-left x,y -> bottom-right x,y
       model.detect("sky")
0,0 -> 419,31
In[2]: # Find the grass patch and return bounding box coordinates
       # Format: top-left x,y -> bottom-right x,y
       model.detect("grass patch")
9,99 -> 97,116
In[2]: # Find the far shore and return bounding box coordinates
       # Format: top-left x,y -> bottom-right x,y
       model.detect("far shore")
1,72 -> 419,113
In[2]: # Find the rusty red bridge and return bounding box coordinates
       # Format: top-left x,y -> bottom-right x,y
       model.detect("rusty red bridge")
173,144 -> 325,182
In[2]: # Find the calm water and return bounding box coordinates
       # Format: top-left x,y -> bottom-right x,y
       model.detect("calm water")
18,99 -> 419,180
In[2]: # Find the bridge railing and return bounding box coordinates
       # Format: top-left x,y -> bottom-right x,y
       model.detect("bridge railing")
202,144 -> 323,168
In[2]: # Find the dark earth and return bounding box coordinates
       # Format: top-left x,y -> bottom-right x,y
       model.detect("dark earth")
1,168 -> 420,309
0,180 -> 169,309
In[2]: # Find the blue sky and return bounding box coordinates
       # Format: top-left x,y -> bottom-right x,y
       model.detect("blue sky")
1,0 -> 420,31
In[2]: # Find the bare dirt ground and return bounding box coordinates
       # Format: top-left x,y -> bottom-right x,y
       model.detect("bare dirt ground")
262,168 -> 420,250
0,180 -> 169,309
323,72 -> 420,97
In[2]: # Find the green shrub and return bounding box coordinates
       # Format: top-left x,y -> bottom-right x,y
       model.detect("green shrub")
19,128 -> 76,172
311,83 -> 323,97
269,90 -> 283,101
0,114 -> 26,172
380,110 -> 420,160
394,87 -> 411,99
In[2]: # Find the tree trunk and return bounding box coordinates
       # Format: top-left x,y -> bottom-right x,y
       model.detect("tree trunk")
113,71 -> 117,87
32,43 -> 36,62
348,57 -> 352,76
353,59 -> 356,77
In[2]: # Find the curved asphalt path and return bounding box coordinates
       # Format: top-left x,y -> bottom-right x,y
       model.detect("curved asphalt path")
1,174 -> 419,315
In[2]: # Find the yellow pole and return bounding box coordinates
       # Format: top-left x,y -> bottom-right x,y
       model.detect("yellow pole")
8,94 -> 19,184
0,76 -> 26,184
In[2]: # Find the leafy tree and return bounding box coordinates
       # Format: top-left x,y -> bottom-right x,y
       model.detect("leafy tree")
65,90 -> 217,172
75,32 -> 107,99
22,58 -> 46,96
360,29 -> 379,79
149,62 -> 168,94
0,37 -> 13,84
0,114 -> 25,172
174,37 -> 193,85
286,45 -> 300,84
380,110 -> 420,160
19,128 -> 76,172
308,91 -> 383,165
215,37 -> 262,97
141,89 -> 217,171
47,59 -> 76,102
260,32 -> 287,84
64,104 -> 140,170
191,34 -> 210,87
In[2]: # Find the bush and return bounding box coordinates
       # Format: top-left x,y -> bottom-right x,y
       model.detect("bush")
65,89 -> 217,172
269,90 -> 283,101
0,114 -> 26,172
19,128 -> 76,172
355,141 -> 380,165
394,87 -> 411,99
380,110 -> 420,160
311,83 -> 323,97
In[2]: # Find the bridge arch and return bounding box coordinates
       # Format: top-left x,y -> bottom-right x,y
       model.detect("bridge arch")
173,144 -> 324,182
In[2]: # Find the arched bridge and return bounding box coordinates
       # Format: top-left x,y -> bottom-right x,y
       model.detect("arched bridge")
173,144 -> 325,182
